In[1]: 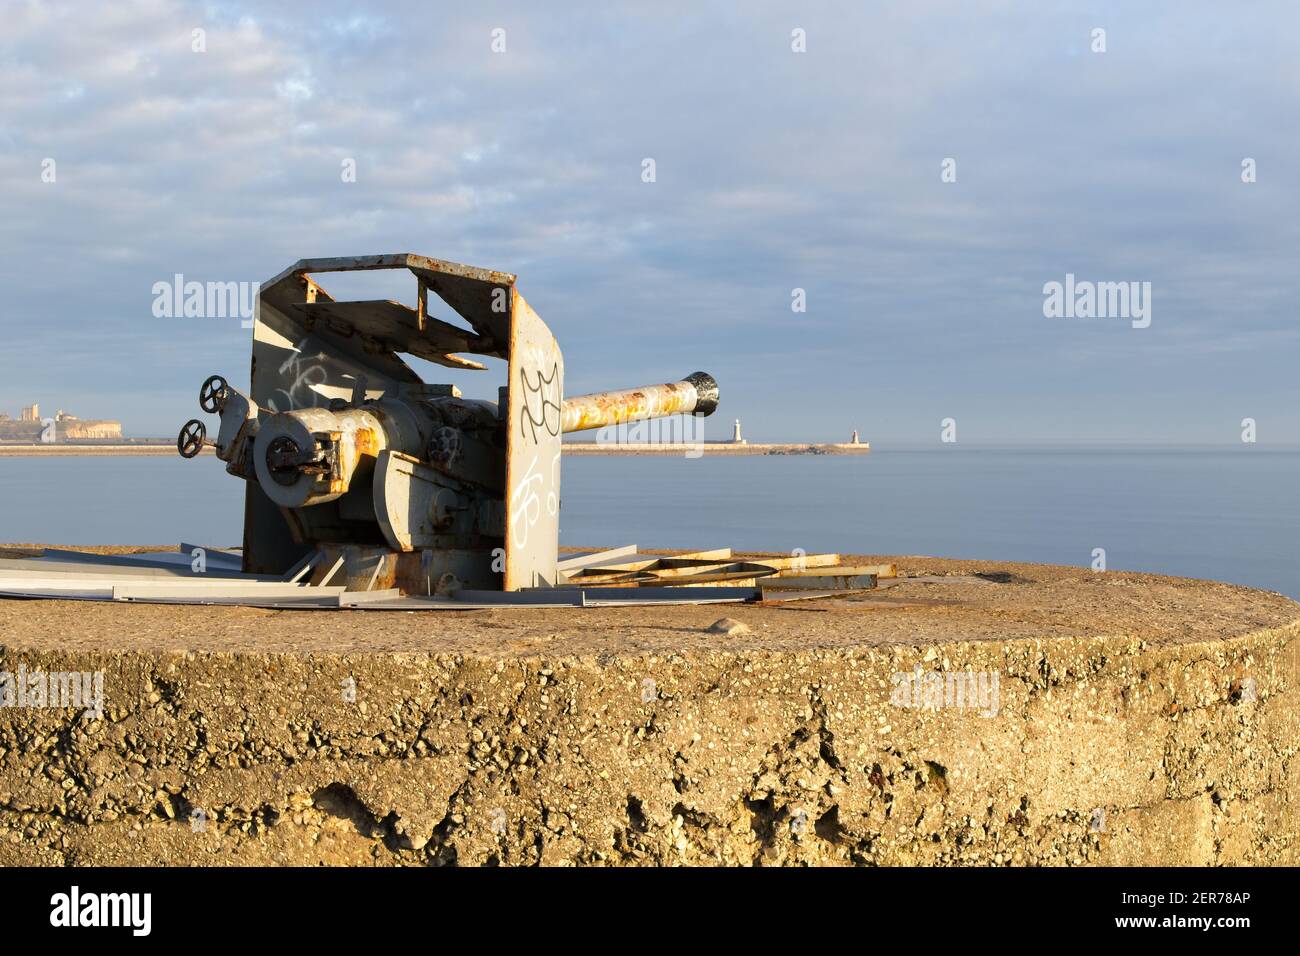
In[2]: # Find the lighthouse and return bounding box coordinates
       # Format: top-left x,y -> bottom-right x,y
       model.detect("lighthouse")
731,419 -> 746,444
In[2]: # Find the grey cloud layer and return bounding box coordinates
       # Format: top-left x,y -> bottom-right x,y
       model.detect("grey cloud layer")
1,0 -> 1296,442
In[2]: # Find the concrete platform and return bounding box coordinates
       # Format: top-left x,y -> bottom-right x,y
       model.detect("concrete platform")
0,547 -> 1295,866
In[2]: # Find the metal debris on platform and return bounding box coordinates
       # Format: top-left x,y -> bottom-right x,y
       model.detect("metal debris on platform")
0,545 -> 895,609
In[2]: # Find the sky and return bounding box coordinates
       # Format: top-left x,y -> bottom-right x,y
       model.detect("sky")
1,0 -> 1297,444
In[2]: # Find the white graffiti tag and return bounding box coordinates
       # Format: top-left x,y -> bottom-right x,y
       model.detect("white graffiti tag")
510,454 -> 544,549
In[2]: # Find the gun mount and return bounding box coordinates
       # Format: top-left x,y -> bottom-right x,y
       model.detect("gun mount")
177,254 -> 719,593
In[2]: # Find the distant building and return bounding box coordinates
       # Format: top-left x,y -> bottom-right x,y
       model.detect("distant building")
731,419 -> 746,444
0,403 -> 123,442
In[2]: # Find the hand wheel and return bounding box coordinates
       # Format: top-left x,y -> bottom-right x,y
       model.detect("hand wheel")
199,374 -> 229,414
177,419 -> 208,459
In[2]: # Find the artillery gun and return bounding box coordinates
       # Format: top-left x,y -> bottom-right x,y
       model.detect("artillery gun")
177,254 -> 719,594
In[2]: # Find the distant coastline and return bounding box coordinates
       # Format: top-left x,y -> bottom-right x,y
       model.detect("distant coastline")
0,404 -> 122,443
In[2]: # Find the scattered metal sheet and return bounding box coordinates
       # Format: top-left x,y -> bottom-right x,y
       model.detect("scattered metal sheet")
0,558 -> 271,581
29,550 -> 249,576
0,582 -> 758,610
556,545 -> 639,574
0,544 -> 889,609
731,552 -> 843,572
568,586 -> 760,606
669,548 -> 734,561
110,582 -> 344,601
0,543 -> 339,606
758,587 -> 858,603
177,545 -> 244,569
768,563 -> 896,579
0,572 -> 306,589
339,588 -> 403,605
0,588 -> 118,602
563,562 -> 775,588
558,553 -> 853,590
451,586 -> 735,606
762,572 -> 879,591
0,573 -> 290,591
876,574 -> 991,588
38,548 -> 184,566
428,585 -> 760,608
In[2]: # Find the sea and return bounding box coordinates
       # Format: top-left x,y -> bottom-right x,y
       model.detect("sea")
2,447 -> 1296,599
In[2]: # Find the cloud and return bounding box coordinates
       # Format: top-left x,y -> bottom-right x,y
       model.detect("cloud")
0,0 -> 1297,443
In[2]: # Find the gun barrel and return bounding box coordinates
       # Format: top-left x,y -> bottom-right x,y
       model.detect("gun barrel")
560,371 -> 719,434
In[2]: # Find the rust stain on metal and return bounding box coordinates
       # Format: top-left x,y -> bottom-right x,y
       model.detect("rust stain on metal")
560,372 -> 718,434
352,426 -> 382,462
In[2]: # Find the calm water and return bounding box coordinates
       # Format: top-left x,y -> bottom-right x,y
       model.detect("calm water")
2,448 -> 1297,597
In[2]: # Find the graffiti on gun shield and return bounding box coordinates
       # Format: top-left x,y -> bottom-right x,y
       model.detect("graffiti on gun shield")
519,362 -> 561,445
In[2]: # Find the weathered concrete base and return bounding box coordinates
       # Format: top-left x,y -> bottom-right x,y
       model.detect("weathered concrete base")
1,551 -> 1296,866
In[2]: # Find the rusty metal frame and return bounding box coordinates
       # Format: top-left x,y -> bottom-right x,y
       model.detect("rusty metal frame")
244,253 -> 562,590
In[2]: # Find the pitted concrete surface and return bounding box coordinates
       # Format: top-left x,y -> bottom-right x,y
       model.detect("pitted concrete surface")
0,547 -> 1296,866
